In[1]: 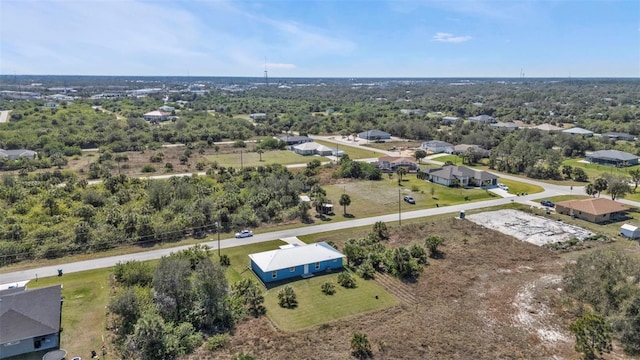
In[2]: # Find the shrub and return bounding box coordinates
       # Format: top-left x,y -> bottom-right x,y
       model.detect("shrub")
113,260 -> 153,287
357,260 -> 376,280
219,254 -> 230,266
141,164 -> 156,173
164,162 -> 174,171
338,271 -> 357,288
205,333 -> 230,351
321,281 -> 336,295
277,285 -> 297,308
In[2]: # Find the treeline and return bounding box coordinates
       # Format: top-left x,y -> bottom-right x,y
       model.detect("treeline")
0,163 -> 318,266
109,245 -> 264,359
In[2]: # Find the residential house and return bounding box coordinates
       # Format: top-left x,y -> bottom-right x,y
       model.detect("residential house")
43,102 -> 58,108
490,122 -> 520,131
292,142 -> 334,156
249,242 -> 345,283
601,132 -> 636,141
555,198 -> 628,224
0,149 -> 37,160
358,129 -> 391,141
159,105 -> 175,113
143,110 -> 170,122
375,156 -> 419,172
562,127 -> 594,137
446,144 -> 489,158
533,123 -> 563,132
278,135 -> 313,146
420,140 -> 453,153
400,109 -> 426,115
249,113 -> 267,120
425,165 -> 498,188
468,115 -> 496,124
585,150 -> 639,167
441,116 -> 460,124
0,285 -> 63,359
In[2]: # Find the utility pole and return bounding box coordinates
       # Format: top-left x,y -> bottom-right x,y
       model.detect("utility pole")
398,189 -> 401,226
240,150 -> 243,169
216,218 -> 221,257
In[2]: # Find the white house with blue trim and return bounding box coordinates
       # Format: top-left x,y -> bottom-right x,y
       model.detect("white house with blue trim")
248,242 -> 345,283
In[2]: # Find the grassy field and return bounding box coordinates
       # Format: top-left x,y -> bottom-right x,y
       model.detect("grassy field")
28,268 -> 111,359
563,158 -> 640,180
499,178 -> 544,195
323,175 -> 499,219
208,149 -> 329,168
263,271 -> 397,331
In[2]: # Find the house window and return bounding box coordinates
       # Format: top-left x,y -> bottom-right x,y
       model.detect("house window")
290,267 -> 295,272
272,271 -> 277,278
315,262 -> 320,270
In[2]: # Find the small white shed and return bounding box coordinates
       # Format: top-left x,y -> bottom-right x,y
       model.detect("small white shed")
620,224 -> 640,239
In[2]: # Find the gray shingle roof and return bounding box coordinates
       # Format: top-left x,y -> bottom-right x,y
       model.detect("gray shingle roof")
587,150 -> 639,161
0,285 -> 62,344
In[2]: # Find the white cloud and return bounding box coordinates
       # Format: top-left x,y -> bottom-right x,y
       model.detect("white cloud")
432,32 -> 472,43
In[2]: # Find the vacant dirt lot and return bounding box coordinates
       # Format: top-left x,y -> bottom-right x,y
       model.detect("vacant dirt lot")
186,218 -> 594,360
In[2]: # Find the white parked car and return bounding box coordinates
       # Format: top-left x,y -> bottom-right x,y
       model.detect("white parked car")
235,230 -> 253,238
497,183 -> 509,191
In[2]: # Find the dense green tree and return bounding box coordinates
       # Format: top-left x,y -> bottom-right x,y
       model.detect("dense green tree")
372,221 -> 389,241
606,175 -> 632,200
629,168 -> 640,191
152,256 -> 193,323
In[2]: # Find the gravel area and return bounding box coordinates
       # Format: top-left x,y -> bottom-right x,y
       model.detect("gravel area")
467,209 -> 593,246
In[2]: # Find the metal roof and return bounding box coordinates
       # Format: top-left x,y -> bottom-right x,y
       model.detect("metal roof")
249,242 -> 345,272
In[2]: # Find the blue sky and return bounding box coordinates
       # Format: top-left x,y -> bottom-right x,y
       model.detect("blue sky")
1,0 -> 639,77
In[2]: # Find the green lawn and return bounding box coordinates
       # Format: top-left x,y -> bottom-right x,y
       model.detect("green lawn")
499,178 -> 544,195
263,270 -> 397,331
208,150 -> 329,168
431,154 -> 461,164
323,175 -> 499,219
28,268 -> 111,359
563,158 -> 640,181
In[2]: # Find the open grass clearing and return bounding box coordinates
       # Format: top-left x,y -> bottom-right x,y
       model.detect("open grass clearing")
28,268 -> 111,359
323,175 -> 499,219
563,158 -> 640,180
264,271 -> 397,332
208,149 -> 328,168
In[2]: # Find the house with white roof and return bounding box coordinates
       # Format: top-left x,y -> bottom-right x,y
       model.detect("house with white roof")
292,142 -> 334,156
0,149 -> 37,160
562,127 -> 594,137
248,242 -> 345,283
420,140 -> 453,153
143,110 -> 170,122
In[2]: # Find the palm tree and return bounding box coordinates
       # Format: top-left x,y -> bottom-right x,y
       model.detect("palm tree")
396,167 -> 407,185
339,193 -> 351,216
425,235 -> 444,258
256,148 -> 264,162
594,177 -> 608,197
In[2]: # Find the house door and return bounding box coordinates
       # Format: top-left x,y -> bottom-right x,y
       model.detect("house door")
303,264 -> 309,274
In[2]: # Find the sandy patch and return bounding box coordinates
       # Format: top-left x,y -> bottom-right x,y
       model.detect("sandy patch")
466,209 -> 593,246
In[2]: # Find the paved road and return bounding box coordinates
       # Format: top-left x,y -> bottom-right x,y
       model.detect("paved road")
0,191 -> 557,284
4,137 -> 640,284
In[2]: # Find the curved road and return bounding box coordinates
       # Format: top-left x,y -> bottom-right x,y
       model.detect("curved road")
3,137 -> 640,284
